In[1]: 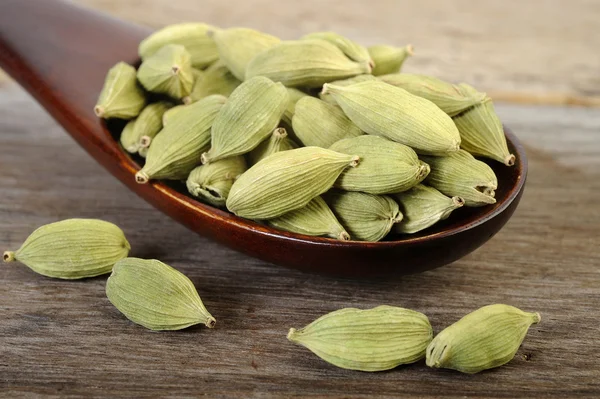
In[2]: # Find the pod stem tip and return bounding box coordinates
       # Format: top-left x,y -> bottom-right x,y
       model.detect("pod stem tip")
205,316 -> 216,328
505,153 -> 516,166
94,105 -> 105,118
139,136 -> 152,148
3,251 -> 15,263
135,171 -> 149,184
338,231 -> 351,241
200,152 -> 211,165
452,196 -> 465,207
273,127 -> 287,138
287,328 -> 297,341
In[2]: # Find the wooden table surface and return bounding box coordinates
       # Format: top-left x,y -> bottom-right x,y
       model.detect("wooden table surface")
1,1 -> 600,397
1,86 -> 599,398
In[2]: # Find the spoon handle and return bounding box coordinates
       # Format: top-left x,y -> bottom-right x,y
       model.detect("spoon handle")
0,0 -> 150,162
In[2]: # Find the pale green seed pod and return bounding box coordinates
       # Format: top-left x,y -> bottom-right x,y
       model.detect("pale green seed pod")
452,87 -> 515,166
183,61 -> 242,104
379,73 -> 486,117
119,119 -> 139,153
246,39 -> 371,88
301,31 -> 373,70
392,184 -> 465,234
325,191 -> 402,242
106,258 -> 216,331
3,219 -> 130,279
288,305 -> 433,372
135,95 -> 227,183
368,44 -> 413,76
131,102 -> 172,151
162,104 -> 188,127
268,196 -> 350,240
211,27 -> 281,81
282,87 -> 308,125
421,150 -> 498,207
202,77 -> 288,164
322,80 -> 461,155
247,127 -> 298,165
318,74 -> 377,104
94,62 -> 146,119
137,44 -> 195,99
292,96 -> 363,148
227,147 -> 359,220
330,135 -> 430,194
138,146 -> 148,158
426,304 -> 541,374
186,156 -> 247,207
138,23 -> 219,69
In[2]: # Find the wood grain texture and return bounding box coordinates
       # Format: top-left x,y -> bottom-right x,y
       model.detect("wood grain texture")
0,83 -> 599,397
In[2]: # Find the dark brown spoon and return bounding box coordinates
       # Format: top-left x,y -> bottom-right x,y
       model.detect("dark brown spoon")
0,0 -> 527,276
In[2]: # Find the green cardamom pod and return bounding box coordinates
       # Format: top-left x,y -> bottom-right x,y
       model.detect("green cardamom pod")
202,77 -> 288,164
138,23 -> 219,69
368,44 -> 413,76
106,257 -> 216,331
421,150 -> 498,207
127,102 -> 172,151
379,73 -> 486,117
3,219 -> 130,279
136,94 -> 227,183
325,190 -> 402,242
227,147 -> 359,220
94,62 -> 146,119
247,127 -> 298,165
301,31 -> 373,70
246,39 -> 371,88
183,61 -> 241,104
186,156 -> 247,207
452,87 -> 515,166
322,80 -> 461,155
162,104 -> 188,127
268,196 -> 350,240
137,44 -> 195,99
426,304 -> 541,374
288,305 -> 433,371
319,74 -> 377,104
119,119 -> 139,153
211,27 -> 281,81
330,135 -> 430,194
292,96 -> 363,148
392,184 -> 465,234
282,87 -> 308,126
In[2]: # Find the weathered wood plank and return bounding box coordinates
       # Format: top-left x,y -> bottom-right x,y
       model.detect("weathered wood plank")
0,84 -> 599,397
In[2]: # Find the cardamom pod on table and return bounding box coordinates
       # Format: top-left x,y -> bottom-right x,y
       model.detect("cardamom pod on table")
3,219 -> 130,279
426,304 -> 541,374
288,305 -> 433,371
106,257 -> 216,331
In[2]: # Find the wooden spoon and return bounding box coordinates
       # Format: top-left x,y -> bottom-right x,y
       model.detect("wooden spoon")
0,0 -> 527,276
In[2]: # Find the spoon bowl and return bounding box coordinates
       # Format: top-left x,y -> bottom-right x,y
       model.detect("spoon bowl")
0,0 -> 527,276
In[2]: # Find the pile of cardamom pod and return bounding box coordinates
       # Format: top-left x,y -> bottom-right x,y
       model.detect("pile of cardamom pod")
95,23 -> 516,242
